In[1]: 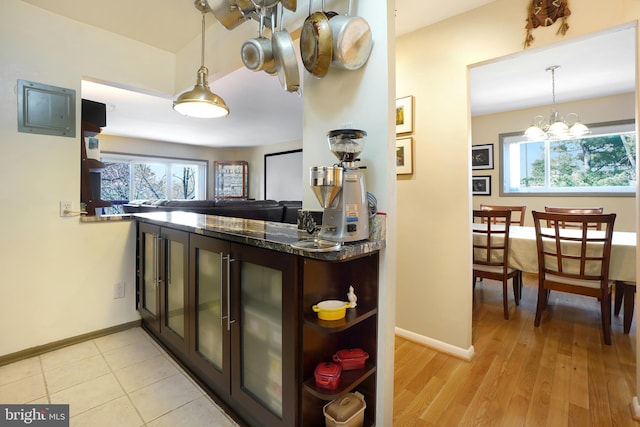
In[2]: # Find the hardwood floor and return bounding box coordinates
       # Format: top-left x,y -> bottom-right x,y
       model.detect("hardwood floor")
393,273 -> 639,426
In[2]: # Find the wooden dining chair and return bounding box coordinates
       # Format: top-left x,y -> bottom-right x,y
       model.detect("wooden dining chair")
544,206 -> 604,230
480,204 -> 527,226
531,211 -> 617,345
472,210 -> 522,319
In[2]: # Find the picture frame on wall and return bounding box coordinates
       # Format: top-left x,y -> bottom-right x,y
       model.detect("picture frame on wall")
396,96 -> 413,134
472,175 -> 491,195
396,137 -> 413,175
471,144 -> 494,170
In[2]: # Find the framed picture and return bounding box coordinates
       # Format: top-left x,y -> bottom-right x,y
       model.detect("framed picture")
472,175 -> 491,195
396,96 -> 413,134
213,161 -> 249,199
396,137 -> 413,175
472,144 -> 494,170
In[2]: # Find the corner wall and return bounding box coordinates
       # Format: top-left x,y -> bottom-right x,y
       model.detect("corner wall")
395,0 -> 639,354
0,0 -> 175,356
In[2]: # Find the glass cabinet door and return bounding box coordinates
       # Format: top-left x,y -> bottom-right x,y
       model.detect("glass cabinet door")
138,223 -> 160,336
143,232 -> 158,316
230,244 -> 297,427
189,234 -> 231,391
166,238 -> 185,337
159,228 -> 189,356
240,262 -> 283,417
196,247 -> 223,367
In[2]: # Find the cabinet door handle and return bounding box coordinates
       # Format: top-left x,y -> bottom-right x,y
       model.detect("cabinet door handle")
224,255 -> 236,331
157,236 -> 165,287
153,235 -> 160,288
219,254 -> 226,326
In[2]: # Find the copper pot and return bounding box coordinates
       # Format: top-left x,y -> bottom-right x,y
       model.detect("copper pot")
299,0 -> 333,78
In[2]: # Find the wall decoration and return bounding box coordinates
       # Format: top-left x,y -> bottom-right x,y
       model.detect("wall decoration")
396,96 -> 413,134
214,161 -> 249,199
472,176 -> 491,196
396,137 -> 413,175
472,144 -> 494,170
524,0 -> 571,48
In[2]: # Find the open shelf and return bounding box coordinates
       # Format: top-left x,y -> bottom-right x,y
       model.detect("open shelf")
304,307 -> 377,333
303,364 -> 376,401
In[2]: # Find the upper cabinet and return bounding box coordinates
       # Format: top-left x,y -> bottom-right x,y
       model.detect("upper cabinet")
80,100 -> 111,216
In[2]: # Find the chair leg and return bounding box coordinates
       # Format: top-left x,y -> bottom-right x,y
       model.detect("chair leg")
601,291 -> 612,345
614,281 -> 624,316
502,279 -> 509,320
623,284 -> 635,334
513,272 -> 522,306
534,283 -> 548,327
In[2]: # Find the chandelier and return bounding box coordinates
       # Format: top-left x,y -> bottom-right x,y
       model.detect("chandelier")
524,65 -> 589,140
173,2 -> 229,119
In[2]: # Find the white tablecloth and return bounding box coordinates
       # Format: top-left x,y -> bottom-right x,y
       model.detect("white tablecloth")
472,224 -> 637,282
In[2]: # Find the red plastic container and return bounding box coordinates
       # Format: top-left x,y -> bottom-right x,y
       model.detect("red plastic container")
314,362 -> 342,390
332,348 -> 369,371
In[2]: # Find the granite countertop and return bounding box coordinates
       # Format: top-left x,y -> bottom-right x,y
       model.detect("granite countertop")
133,211 -> 385,261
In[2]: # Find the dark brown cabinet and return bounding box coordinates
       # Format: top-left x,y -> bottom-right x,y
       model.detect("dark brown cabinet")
135,217 -> 380,426
137,223 -> 190,359
137,224 -> 299,427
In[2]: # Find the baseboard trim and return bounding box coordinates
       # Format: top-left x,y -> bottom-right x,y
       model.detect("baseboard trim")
395,326 -> 475,361
0,320 -> 141,366
632,396 -> 640,420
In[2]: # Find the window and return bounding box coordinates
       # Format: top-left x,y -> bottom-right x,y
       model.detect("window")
100,153 -> 207,214
500,120 -> 636,196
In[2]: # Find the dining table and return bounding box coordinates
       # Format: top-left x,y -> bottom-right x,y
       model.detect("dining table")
472,223 -> 638,332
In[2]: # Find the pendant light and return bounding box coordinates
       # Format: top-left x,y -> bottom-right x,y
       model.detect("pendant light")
524,65 -> 589,140
173,7 -> 229,118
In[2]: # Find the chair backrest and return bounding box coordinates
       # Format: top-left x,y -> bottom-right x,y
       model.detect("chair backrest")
531,211 -> 616,285
544,206 -> 604,230
472,210 -> 512,271
479,204 -> 526,226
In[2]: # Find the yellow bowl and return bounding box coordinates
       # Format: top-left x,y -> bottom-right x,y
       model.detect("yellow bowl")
312,300 -> 350,321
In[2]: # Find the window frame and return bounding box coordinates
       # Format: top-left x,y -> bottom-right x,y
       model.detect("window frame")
100,152 -> 209,203
499,119 -> 636,197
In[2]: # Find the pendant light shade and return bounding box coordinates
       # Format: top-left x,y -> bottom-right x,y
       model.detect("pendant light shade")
173,10 -> 229,118
173,66 -> 229,118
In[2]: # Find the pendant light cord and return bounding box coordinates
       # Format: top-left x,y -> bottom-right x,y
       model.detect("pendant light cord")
200,13 -> 206,68
546,65 -> 559,106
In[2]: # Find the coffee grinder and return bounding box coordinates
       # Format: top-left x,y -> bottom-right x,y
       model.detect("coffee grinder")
310,129 -> 369,243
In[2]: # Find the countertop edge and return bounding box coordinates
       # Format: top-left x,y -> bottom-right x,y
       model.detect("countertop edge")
133,211 -> 384,261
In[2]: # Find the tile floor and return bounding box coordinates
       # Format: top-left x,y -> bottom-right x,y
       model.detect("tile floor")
0,327 -> 239,427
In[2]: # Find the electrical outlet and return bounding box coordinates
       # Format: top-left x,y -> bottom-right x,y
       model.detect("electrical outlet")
113,282 -> 125,299
59,200 -> 72,217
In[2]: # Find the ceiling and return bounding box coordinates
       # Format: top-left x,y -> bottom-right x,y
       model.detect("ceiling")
21,1 -> 636,147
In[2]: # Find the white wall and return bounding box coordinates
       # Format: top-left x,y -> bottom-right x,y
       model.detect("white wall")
395,0 -> 640,356
0,0 -> 180,355
472,93 -> 637,231
302,2 -> 396,424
